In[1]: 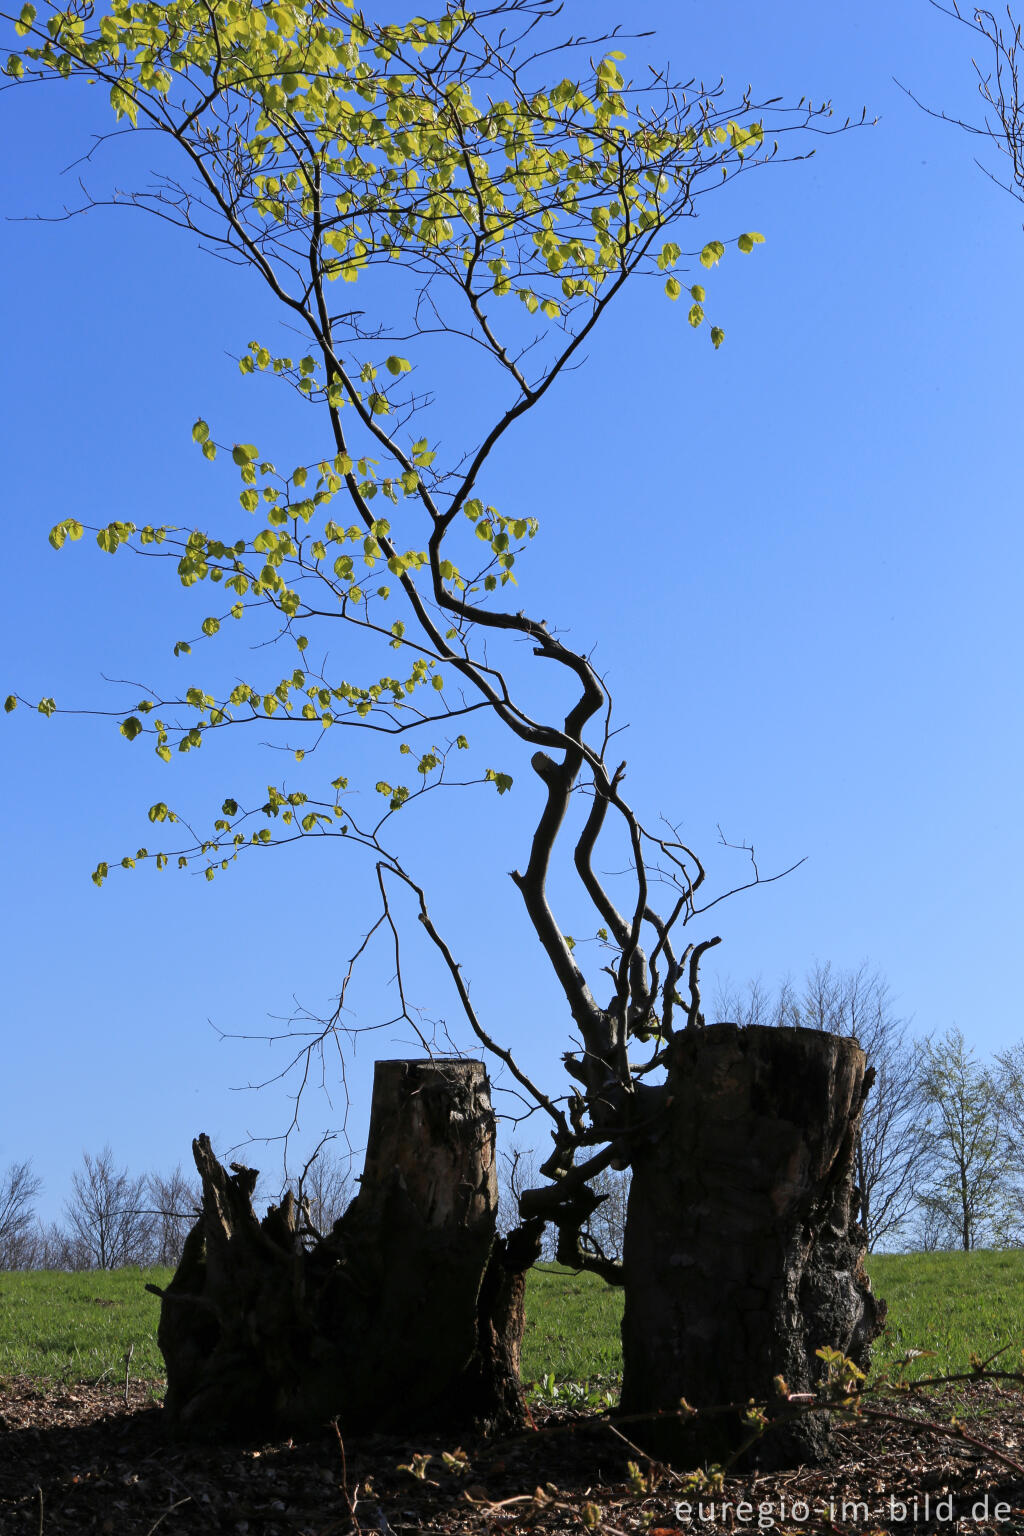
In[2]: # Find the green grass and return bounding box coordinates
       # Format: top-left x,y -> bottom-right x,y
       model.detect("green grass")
866,1249 -> 1024,1378
0,1267 -> 171,1386
521,1253 -> 1024,1391
5,1252 -> 1024,1394
521,1263 -> 624,1391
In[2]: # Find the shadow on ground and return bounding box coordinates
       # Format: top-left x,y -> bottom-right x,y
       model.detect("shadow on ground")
3,1375 -> 1024,1533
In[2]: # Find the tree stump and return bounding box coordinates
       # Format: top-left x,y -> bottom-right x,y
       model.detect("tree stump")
153,1059 -> 537,1439
619,1024 -> 886,1467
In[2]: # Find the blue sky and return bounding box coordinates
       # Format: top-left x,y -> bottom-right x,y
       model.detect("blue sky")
2,0 -> 1021,1225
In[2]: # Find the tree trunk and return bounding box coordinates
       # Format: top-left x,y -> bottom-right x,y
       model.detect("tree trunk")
619,1024 -> 886,1468
152,1059 -> 537,1440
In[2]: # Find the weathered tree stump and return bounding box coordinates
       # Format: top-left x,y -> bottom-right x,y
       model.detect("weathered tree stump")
153,1059 -> 538,1440
619,1024 -> 885,1467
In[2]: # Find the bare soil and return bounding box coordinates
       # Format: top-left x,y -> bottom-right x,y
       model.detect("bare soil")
3,1375 -> 1024,1534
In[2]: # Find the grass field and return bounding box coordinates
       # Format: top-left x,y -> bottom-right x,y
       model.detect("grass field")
867,1249 -> 1024,1377
0,1266 -> 169,1387
4,1252 -> 1024,1394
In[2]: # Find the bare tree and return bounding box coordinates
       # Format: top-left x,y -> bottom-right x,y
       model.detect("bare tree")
991,1040 -> 1024,1244
581,1165 -> 631,1267
66,1147 -> 156,1269
910,5 -> 1024,207
717,963 -> 929,1250
27,1220 -> 92,1271
146,1167 -> 201,1267
0,1160 -> 42,1269
916,1028 -> 1009,1251
294,1140 -> 352,1242
498,1145 -> 549,1253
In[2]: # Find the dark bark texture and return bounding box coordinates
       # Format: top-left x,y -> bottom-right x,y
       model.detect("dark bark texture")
153,1059 -> 536,1440
619,1024 -> 886,1467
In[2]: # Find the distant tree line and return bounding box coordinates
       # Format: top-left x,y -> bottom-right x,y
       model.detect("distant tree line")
0,1142 -> 353,1271
2,968 -> 1018,1269
502,963 -> 1023,1258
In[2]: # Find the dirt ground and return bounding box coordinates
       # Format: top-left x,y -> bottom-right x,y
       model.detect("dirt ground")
2,1376 -> 1024,1534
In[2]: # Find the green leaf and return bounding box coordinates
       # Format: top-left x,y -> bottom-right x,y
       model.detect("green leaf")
192,418 -> 210,444
48,518 -> 84,550
201,616 -> 221,637
96,524 -> 123,554
119,716 -> 144,741
385,355 -> 412,375
148,803 -> 169,822
92,862 -> 109,888
700,240 -> 726,269
690,285 -> 705,302
710,326 -> 725,349
664,276 -> 681,301
4,695 -> 17,713
109,81 -> 138,126
232,443 -> 258,466
688,303 -> 704,328
37,697 -> 56,717
737,231 -> 765,253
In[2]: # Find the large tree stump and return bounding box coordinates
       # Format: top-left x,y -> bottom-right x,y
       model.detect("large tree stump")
153,1059 -> 538,1440
619,1024 -> 885,1467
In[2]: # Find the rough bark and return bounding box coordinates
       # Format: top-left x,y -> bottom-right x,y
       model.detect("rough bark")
152,1059 -> 533,1440
619,1024 -> 886,1468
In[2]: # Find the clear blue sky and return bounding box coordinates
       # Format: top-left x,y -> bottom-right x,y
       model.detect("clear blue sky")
2,0 -> 1021,1225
